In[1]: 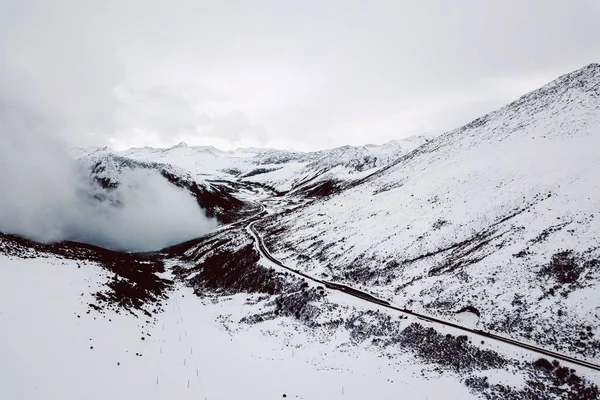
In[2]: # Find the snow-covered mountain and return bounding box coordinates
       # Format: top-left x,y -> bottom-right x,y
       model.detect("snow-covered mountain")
2,64 -> 600,400
257,63 -> 600,362
111,135 -> 432,194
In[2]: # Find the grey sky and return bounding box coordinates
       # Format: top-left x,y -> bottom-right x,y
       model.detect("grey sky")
1,0 -> 599,151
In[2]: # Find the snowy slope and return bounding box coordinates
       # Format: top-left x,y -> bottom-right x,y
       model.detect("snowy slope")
0,258 -> 481,400
257,63 -> 600,361
0,232 -> 499,400
3,224 -> 598,400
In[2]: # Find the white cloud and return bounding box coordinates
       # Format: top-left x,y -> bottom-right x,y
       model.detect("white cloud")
0,122 -> 217,251
0,0 -> 598,150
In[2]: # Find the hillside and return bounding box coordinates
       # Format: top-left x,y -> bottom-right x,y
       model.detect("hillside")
257,63 -> 600,361
3,211 -> 598,399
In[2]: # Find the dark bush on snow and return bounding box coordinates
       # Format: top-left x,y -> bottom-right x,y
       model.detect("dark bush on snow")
397,323 -> 507,372
540,251 -> 583,284
186,245 -> 286,295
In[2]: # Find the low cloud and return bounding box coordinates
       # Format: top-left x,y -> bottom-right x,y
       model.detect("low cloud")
3,1 -> 599,151
0,119 -> 217,252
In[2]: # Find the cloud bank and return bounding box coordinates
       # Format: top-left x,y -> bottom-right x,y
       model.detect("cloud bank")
2,1 -> 599,152
0,124 -> 217,252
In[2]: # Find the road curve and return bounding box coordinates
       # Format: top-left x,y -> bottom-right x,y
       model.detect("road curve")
248,221 -> 600,372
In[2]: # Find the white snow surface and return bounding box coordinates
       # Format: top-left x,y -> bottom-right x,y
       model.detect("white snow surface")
0,254 -> 480,400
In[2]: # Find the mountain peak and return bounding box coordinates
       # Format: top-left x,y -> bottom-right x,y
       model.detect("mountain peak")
492,63 -> 600,123
549,62 -> 600,90
172,141 -> 189,148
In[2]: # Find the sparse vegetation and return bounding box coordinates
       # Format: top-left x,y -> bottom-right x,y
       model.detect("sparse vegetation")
540,250 -> 584,285
467,358 -> 599,399
0,231 -> 172,317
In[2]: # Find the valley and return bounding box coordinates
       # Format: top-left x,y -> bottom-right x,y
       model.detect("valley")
2,64 -> 600,399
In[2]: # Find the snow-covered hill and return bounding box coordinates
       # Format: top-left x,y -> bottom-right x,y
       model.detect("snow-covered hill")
111,135 -> 432,194
3,217 -> 598,400
257,63 -> 600,362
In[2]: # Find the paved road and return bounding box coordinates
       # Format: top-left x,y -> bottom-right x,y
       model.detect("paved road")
248,221 -> 600,372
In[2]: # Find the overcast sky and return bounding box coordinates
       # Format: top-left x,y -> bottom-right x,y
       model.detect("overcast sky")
1,0 -> 598,151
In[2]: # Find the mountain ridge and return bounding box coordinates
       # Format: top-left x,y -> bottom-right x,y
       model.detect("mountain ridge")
256,62 -> 600,362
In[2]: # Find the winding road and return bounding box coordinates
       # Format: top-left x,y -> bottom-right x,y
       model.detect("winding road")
247,220 -> 600,373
